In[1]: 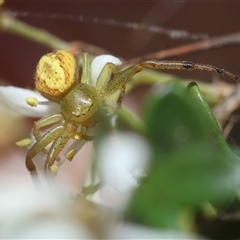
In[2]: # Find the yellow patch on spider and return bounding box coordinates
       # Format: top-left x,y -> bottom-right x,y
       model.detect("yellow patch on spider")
16,138 -> 31,147
71,132 -> 82,140
66,149 -> 76,161
26,97 -> 38,107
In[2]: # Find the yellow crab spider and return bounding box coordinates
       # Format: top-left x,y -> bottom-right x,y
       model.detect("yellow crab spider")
26,50 -> 239,181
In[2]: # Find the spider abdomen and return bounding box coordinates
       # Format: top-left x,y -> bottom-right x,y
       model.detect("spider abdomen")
60,83 -> 100,127
35,50 -> 78,101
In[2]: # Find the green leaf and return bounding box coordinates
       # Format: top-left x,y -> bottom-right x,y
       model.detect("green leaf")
125,82 -> 240,229
143,82 -> 209,152
125,143 -> 239,229
187,82 -> 233,155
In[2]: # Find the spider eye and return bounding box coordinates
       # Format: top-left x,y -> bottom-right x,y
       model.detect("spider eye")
35,50 -> 78,100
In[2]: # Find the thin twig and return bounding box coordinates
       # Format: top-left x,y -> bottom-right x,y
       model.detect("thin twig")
0,11 -> 109,56
222,115 -> 239,139
124,32 -> 240,64
128,69 -> 234,106
213,83 -> 240,127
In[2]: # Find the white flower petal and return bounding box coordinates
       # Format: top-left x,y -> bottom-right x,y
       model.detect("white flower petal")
98,132 -> 151,193
0,179 -> 93,239
91,55 -> 122,85
0,86 -> 59,117
89,184 -> 132,210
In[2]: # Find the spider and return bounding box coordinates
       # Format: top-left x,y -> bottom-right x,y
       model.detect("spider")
26,50 -> 239,181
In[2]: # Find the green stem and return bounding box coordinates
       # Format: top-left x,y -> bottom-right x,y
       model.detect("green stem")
116,107 -> 146,134
1,11 -> 68,50
128,69 -> 234,106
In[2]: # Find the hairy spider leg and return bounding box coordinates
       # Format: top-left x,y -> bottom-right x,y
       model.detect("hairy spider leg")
96,62 -> 127,106
138,60 -> 240,81
96,62 -> 120,91
26,113 -> 63,172
117,85 -> 126,106
43,123 -> 95,176
26,124 -> 65,174
32,114 -> 62,149
44,122 -> 78,171
103,60 -> 240,97
103,63 -> 143,96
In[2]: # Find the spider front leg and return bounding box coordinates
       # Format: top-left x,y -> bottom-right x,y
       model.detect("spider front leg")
103,59 -> 240,98
97,62 -> 127,106
96,62 -> 120,91
32,113 -> 62,153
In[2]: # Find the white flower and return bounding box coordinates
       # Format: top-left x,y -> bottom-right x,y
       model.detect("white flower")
98,132 -> 151,192
0,55 -> 122,118
0,179 -> 93,239
0,86 -> 60,117
91,54 -> 122,86
90,132 -> 151,208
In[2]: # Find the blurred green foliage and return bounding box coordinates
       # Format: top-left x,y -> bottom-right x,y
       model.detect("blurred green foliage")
124,82 -> 240,230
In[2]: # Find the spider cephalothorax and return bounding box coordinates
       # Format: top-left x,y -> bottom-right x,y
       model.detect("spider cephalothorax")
60,83 -> 100,126
25,50 -> 239,182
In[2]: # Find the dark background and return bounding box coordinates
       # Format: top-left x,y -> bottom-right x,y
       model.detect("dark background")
0,1 -> 240,88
